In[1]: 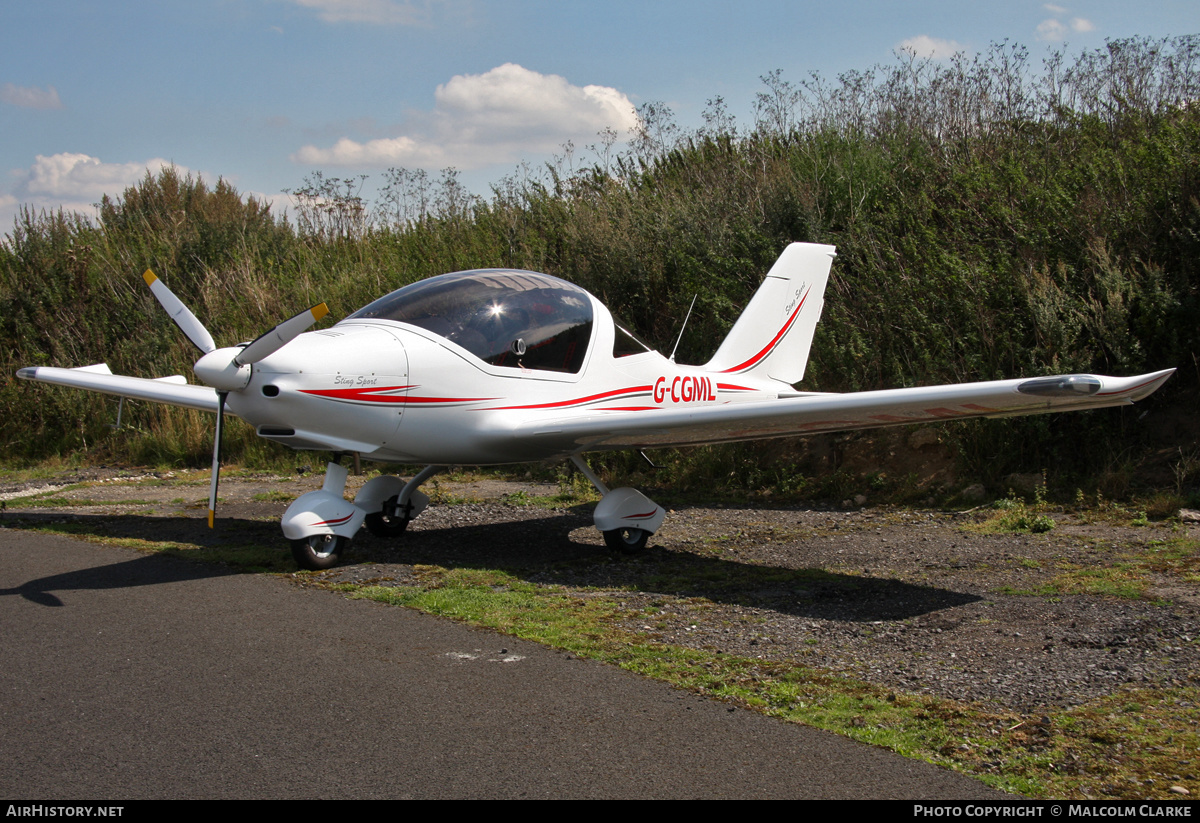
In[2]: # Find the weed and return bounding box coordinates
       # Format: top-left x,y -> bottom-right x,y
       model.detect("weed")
980,494 -> 1056,534
1173,447 -> 1200,496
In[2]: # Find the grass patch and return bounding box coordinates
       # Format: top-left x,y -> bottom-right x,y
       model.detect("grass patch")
499,485 -> 600,508
10,495 -> 162,508
1039,564 -> 1149,599
1142,538 -> 1200,582
994,538 -> 1199,601
966,689 -> 1200,798
252,489 -> 297,503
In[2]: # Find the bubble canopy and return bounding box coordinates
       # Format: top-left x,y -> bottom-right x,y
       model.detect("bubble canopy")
346,269 -> 595,374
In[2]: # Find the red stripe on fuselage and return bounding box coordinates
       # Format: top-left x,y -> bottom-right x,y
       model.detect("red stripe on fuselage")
481,385 -> 653,411
300,385 -> 497,405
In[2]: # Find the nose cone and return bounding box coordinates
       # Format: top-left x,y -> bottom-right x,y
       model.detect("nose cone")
194,347 -> 251,391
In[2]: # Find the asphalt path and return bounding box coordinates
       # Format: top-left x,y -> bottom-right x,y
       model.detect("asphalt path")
0,530 -> 1007,799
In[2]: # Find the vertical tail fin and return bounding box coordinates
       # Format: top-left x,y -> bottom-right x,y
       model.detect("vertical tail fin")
703,243 -> 835,385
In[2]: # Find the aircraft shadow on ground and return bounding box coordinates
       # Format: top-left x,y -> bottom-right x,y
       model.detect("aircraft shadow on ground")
1,507 -> 979,621
386,505 -> 981,623
0,537 -> 239,609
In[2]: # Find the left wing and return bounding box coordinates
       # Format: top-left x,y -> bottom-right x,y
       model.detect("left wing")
515,370 -> 1174,453
17,364 -> 222,414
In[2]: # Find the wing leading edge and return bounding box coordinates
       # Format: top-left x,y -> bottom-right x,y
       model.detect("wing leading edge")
516,369 -> 1175,453
17,364 -> 221,414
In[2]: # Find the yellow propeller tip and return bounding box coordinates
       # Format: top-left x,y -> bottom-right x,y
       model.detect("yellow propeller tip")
312,303 -> 330,322
207,510 -> 215,529
142,269 -> 158,285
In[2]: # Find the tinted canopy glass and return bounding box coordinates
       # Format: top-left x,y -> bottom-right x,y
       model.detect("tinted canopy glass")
348,269 -> 594,374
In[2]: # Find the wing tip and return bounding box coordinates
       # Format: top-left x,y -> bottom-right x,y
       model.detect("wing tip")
1130,367 -> 1176,401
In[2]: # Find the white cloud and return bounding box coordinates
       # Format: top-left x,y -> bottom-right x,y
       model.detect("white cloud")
293,135 -> 445,166
22,153 -> 177,199
1036,6 -> 1095,41
1036,18 -> 1068,40
1,83 -> 63,110
293,63 -> 639,170
288,0 -> 427,25
0,153 -> 186,231
897,35 -> 966,59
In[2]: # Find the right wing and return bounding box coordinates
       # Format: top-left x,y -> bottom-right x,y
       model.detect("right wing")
514,369 -> 1175,454
17,364 -> 221,414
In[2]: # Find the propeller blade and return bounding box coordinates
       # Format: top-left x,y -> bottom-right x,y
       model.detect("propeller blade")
234,303 -> 329,366
208,391 -> 226,528
143,270 -> 216,354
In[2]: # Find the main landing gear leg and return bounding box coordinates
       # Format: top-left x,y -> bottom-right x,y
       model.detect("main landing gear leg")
357,464 -> 445,539
569,455 -> 665,553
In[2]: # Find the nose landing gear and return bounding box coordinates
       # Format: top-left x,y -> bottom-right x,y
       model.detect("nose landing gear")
290,533 -> 349,570
282,462 -> 443,570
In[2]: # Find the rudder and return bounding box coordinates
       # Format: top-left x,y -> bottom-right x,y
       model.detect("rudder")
703,243 -> 835,385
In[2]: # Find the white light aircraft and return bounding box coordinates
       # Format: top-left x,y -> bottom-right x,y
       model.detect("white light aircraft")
18,243 -> 1174,569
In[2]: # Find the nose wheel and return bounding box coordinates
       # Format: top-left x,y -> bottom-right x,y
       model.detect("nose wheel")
291,533 -> 348,570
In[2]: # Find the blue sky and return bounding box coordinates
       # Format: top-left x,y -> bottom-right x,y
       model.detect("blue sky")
2,1 -> 1196,231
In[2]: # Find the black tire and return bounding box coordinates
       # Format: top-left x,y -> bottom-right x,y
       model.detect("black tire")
363,495 -> 410,539
603,527 -> 649,553
291,534 -> 347,570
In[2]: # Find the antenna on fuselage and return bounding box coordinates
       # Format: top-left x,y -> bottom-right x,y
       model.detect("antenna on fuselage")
669,294 -> 698,363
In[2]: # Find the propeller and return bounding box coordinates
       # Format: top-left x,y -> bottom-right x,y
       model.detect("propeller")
142,269 -> 329,526
236,302 -> 330,365
142,270 -> 216,354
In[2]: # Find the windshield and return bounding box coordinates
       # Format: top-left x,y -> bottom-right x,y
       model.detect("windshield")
348,269 -> 594,374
